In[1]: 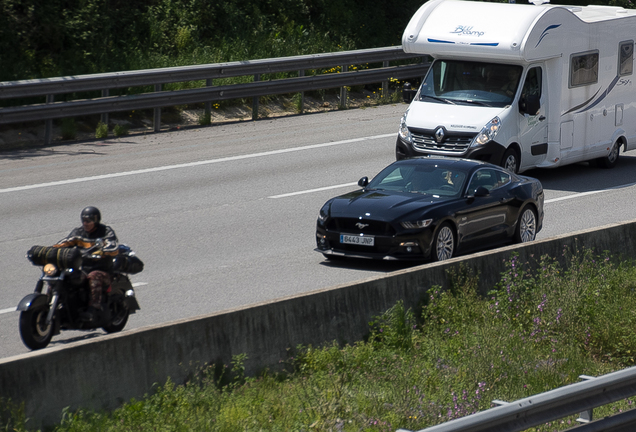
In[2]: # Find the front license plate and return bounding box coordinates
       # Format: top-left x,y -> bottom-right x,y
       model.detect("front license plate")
340,234 -> 374,246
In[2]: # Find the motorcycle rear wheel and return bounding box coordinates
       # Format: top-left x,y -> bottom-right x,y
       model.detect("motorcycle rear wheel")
19,306 -> 54,350
102,301 -> 129,333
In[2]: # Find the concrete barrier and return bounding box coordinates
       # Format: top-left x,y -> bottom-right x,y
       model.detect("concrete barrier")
2,219 -> 636,429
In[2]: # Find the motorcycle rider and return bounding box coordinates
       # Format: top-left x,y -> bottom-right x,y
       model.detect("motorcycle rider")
53,206 -> 118,323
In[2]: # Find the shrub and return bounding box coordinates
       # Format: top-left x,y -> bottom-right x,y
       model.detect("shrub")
60,118 -> 77,140
95,122 -> 108,139
113,124 -> 129,137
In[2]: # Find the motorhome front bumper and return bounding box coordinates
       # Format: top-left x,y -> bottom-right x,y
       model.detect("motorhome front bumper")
396,135 -> 506,165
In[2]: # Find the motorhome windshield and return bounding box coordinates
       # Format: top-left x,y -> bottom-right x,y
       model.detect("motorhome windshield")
419,60 -> 522,108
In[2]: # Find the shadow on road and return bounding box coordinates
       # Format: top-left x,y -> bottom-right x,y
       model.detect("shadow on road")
523,153 -> 636,193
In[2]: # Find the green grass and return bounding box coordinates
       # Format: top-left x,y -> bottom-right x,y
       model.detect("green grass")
5,247 -> 636,431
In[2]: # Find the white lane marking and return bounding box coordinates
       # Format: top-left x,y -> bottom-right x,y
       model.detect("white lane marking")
545,182 -> 636,204
1,282 -> 148,314
269,182 -> 358,199
0,134 -> 395,194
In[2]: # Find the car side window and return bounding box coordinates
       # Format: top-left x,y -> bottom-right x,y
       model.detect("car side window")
467,169 -> 499,194
492,170 -> 511,189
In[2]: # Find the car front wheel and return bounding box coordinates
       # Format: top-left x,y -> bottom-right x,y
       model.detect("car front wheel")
501,147 -> 520,173
514,207 -> 537,243
432,223 -> 455,262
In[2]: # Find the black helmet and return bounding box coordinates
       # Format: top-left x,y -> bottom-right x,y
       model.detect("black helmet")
81,206 -> 101,224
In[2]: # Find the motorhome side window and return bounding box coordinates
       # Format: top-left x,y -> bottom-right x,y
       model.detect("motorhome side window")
619,41 -> 634,76
570,51 -> 599,87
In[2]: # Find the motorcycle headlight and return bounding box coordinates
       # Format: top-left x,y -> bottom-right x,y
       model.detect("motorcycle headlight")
473,116 -> 501,146
43,263 -> 58,276
398,112 -> 412,144
401,219 -> 432,229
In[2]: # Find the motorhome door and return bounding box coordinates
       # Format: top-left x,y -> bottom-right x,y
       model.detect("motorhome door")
517,66 -> 548,169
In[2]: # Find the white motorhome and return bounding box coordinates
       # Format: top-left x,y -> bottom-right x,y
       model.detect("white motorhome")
396,0 -> 636,173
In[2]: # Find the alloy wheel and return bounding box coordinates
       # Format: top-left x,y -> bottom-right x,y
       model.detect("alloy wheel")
436,225 -> 455,261
519,209 -> 537,242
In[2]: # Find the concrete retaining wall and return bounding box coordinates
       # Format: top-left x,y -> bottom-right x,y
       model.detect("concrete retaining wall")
2,219 -> 636,429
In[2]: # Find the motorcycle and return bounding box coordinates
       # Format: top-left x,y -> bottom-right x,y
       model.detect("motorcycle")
17,241 -> 144,350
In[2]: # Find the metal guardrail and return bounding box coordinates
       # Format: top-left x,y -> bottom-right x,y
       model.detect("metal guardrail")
0,46 -> 428,144
398,367 -> 636,432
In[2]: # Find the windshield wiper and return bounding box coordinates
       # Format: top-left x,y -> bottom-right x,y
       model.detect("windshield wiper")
459,99 -> 492,107
420,95 -> 456,105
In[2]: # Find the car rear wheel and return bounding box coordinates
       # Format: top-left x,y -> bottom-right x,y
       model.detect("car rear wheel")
514,206 -> 537,243
433,223 -> 455,262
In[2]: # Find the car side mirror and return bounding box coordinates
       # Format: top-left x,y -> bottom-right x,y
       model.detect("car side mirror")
474,186 -> 490,197
358,177 -> 369,187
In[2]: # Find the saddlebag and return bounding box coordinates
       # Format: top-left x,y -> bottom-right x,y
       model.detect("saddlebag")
114,244 -> 144,274
117,255 -> 144,274
27,246 -> 82,269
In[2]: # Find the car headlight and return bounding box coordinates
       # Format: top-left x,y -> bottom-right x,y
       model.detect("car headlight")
317,207 -> 329,223
398,112 -> 412,144
401,219 -> 432,229
472,116 -> 501,146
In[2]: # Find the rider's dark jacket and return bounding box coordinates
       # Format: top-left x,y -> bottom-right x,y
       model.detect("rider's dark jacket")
54,224 -> 119,271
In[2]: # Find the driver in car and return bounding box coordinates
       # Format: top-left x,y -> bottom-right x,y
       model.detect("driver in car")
53,206 -> 119,323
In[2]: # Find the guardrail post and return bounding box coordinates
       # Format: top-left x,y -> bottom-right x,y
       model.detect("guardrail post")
576,375 -> 596,423
205,79 -> 212,122
153,84 -> 161,132
382,60 -> 389,101
44,94 -> 54,145
252,74 -> 260,120
101,89 -> 109,126
339,65 -> 348,109
298,70 -> 305,114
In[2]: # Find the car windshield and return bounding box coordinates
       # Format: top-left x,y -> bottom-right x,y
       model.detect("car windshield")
367,163 -> 468,197
419,60 -> 522,108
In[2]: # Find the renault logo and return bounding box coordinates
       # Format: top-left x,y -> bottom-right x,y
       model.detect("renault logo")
356,222 -> 369,229
434,127 -> 446,143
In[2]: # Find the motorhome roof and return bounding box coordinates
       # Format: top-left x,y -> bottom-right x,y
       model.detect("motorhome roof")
402,0 -> 636,61
571,5 -> 636,22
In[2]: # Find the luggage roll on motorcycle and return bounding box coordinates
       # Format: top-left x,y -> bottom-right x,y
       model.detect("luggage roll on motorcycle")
17,240 -> 144,350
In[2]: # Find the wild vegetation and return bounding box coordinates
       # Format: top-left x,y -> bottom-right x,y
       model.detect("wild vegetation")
1,0 -> 633,82
4,246 -> 636,431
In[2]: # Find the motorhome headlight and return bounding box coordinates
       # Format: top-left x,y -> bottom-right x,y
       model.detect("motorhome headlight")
473,117 -> 501,146
398,112 -> 412,144
43,263 -> 58,276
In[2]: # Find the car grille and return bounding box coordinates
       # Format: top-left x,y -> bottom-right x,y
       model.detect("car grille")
326,218 -> 396,236
410,128 -> 476,153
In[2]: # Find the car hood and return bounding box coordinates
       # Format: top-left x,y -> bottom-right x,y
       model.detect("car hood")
326,189 -> 451,221
405,101 -> 504,132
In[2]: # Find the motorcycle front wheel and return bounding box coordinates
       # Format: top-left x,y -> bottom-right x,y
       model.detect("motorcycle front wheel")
19,306 -> 54,350
102,300 -> 129,333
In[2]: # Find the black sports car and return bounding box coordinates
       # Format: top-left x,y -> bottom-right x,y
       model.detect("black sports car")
315,156 -> 544,262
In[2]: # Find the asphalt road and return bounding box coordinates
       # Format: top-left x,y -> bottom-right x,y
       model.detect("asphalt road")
2,103 -> 636,359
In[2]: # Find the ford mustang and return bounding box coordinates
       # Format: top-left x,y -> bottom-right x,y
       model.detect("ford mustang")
315,156 -> 544,262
